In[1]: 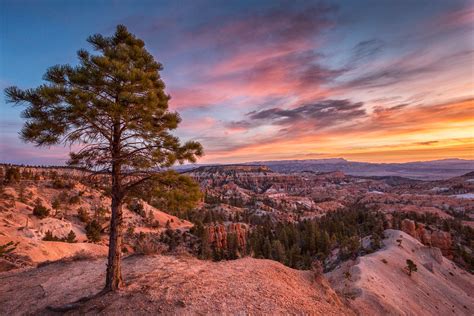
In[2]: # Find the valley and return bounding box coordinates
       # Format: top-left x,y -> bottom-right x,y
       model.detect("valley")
0,162 -> 473,315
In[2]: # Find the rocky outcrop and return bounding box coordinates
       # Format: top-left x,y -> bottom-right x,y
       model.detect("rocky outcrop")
400,219 -> 453,258
400,219 -> 419,239
430,230 -> 452,258
207,223 -> 248,249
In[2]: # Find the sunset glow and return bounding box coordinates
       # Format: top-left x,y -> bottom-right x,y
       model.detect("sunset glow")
1,0 -> 473,165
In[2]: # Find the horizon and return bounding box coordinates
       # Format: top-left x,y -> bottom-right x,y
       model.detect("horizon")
0,156 -> 472,169
1,0 -> 473,165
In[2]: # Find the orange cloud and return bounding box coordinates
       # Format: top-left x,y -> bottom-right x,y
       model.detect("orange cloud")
199,98 -> 474,163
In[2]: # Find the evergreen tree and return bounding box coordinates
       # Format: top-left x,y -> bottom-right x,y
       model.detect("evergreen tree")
66,230 -> 77,243
227,232 -> 239,259
406,259 -> 417,276
5,25 -> 202,292
200,227 -> 212,260
271,240 -> 287,264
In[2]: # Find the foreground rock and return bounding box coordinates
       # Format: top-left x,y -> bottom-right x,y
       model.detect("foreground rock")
327,230 -> 474,315
0,255 -> 352,315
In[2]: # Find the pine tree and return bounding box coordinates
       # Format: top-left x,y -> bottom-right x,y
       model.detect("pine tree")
66,230 -> 77,243
5,25 -> 202,292
227,232 -> 239,259
406,259 -> 417,276
200,228 -> 212,260
271,240 -> 286,264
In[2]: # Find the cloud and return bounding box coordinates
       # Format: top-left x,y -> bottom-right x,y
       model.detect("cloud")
167,3 -> 342,109
226,99 -> 367,137
188,3 -> 337,54
342,59 -> 434,89
350,39 -> 385,64
431,5 -> 474,30
201,97 -> 474,162
415,141 -> 439,146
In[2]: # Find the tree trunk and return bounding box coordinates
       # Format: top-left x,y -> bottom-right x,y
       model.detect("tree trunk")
104,125 -> 124,292
104,191 -> 124,291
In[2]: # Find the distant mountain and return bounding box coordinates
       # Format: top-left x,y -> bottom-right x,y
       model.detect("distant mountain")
246,158 -> 474,180
175,158 -> 474,181
185,164 -> 272,174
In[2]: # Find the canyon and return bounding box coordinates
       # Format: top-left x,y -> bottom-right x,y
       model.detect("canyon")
0,162 -> 473,315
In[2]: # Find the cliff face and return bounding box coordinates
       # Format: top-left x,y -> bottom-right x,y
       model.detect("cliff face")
207,223 -> 248,249
401,219 -> 453,258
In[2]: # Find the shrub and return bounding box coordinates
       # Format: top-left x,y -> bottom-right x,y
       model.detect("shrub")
381,258 -> 388,264
311,259 -> 324,279
51,197 -> 61,210
343,271 -> 352,281
37,250 -> 98,268
43,230 -> 61,241
66,230 -> 77,243
68,195 -> 81,205
406,259 -> 417,276
126,226 -> 135,237
0,241 -> 18,257
129,199 -> 145,217
4,167 -> 20,184
33,202 -> 50,219
134,234 -> 166,255
69,250 -> 97,261
51,178 -> 74,189
93,205 -> 108,223
85,220 -> 102,242
146,210 -> 160,228
77,207 -> 90,223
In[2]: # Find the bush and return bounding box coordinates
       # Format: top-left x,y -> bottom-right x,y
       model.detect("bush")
33,202 -> 50,219
0,241 -> 18,257
126,226 -> 135,237
37,250 -> 99,268
134,234 -> 166,255
77,207 -> 90,223
4,167 -> 20,184
66,230 -> 77,243
311,259 -> 324,279
93,205 -> 108,223
406,259 -> 417,276
51,178 -> 74,189
43,230 -> 61,241
85,220 -> 102,242
68,195 -> 81,205
129,199 -> 145,217
51,197 -> 61,210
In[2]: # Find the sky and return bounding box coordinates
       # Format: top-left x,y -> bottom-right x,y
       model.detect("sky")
0,0 -> 473,165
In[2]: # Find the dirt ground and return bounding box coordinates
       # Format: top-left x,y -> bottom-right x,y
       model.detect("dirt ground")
0,254 -> 352,315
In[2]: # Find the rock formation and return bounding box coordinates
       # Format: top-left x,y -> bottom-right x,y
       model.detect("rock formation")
400,219 -> 453,258
207,223 -> 248,249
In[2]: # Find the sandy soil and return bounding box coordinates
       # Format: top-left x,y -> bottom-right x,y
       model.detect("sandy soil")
326,229 -> 474,315
0,255 -> 352,315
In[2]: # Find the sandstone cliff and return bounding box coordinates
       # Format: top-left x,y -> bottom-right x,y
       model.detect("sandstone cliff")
401,219 -> 453,258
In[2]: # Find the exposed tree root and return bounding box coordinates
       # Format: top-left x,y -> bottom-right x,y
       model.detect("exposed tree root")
46,288 -> 114,313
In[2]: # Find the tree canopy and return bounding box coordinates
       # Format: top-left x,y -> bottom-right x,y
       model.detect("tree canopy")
5,24 -> 202,184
